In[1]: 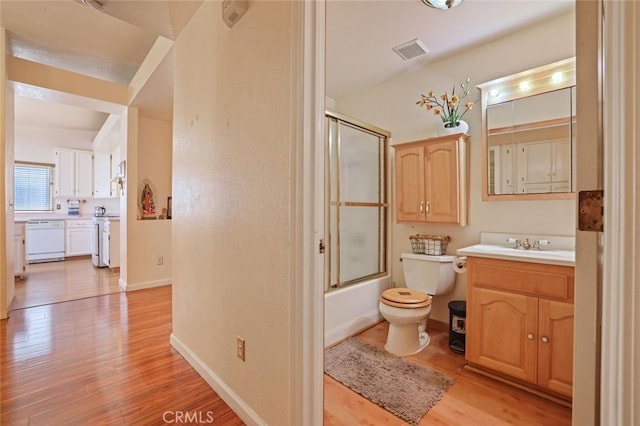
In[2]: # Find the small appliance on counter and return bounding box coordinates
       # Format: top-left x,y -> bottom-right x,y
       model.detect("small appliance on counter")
94,205 -> 106,217
68,200 -> 80,216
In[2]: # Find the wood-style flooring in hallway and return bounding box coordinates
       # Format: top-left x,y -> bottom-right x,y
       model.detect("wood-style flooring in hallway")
1,286 -> 244,425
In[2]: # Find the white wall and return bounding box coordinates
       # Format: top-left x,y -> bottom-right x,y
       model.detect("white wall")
171,2 -> 295,424
14,125 -> 94,163
336,12 -> 576,322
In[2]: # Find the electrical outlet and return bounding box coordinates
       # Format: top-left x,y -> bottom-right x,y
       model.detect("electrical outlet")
56,204 -> 61,210
157,256 -> 163,265
236,336 -> 245,361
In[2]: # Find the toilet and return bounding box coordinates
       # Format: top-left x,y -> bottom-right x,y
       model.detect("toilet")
379,253 -> 456,356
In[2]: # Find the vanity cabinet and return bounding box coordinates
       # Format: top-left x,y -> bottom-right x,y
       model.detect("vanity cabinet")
394,133 -> 468,225
466,256 -> 574,399
55,149 -> 93,197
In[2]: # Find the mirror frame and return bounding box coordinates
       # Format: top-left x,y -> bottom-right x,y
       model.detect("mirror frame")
477,57 -> 576,201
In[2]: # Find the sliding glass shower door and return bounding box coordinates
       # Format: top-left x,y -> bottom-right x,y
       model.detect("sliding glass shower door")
325,112 -> 389,291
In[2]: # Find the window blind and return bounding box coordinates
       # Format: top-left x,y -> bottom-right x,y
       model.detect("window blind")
14,163 -> 53,211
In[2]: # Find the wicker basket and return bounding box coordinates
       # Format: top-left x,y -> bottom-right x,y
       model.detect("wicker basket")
409,234 -> 451,256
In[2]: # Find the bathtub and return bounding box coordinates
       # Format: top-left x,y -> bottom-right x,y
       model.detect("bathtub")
324,275 -> 391,347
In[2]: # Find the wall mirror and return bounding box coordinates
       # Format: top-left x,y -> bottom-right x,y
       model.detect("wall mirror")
478,57 -> 576,201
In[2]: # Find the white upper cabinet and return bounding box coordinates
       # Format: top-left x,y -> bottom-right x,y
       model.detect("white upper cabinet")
55,149 -> 93,198
110,145 -> 121,197
93,152 -> 112,198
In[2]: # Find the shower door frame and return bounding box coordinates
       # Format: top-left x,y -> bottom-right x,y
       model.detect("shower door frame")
325,110 -> 391,291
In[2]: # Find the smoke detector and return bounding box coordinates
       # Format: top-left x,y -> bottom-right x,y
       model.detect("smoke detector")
77,0 -> 106,11
222,0 -> 248,28
392,39 -> 429,61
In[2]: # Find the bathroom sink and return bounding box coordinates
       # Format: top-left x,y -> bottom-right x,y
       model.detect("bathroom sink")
457,244 -> 575,266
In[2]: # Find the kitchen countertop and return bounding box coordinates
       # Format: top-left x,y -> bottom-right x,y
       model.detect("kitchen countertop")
15,214 -> 120,223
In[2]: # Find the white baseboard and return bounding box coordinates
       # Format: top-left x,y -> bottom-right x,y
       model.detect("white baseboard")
169,333 -> 265,426
119,278 -> 171,292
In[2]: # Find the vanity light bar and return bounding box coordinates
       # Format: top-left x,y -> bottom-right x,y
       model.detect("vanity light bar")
477,57 -> 575,106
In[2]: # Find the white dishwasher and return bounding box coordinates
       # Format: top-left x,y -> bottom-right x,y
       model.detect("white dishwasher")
25,220 -> 66,264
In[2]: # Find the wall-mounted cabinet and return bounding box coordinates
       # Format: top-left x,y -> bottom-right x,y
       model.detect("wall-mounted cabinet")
93,152 -> 112,198
55,149 -> 93,197
466,256 -> 574,399
110,145 -> 121,197
394,133 -> 469,225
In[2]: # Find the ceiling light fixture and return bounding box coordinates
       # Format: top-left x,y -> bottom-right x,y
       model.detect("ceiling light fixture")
421,0 -> 463,10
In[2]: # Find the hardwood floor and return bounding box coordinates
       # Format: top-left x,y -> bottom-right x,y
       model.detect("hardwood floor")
1,286 -> 244,426
5,259 -> 571,425
13,257 -> 121,310
324,322 -> 572,426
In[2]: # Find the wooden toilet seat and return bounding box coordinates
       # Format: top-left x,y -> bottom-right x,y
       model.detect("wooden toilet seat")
380,288 -> 432,309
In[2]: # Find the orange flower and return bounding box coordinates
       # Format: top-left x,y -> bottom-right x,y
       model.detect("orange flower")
416,78 -> 476,127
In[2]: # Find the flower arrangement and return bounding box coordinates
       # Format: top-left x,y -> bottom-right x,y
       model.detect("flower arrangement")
417,78 -> 475,128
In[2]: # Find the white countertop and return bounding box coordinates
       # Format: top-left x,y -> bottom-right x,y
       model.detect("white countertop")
456,232 -> 576,267
15,214 -> 120,223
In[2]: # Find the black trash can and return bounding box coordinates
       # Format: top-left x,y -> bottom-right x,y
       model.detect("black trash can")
448,300 -> 466,354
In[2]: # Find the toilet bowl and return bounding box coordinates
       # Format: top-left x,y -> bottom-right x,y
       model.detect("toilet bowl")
379,288 -> 432,356
379,253 -> 456,356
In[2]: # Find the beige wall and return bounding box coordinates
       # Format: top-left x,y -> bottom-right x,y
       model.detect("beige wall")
171,2 -> 294,424
2,27 -> 16,317
125,115 -> 172,288
336,12 -> 576,322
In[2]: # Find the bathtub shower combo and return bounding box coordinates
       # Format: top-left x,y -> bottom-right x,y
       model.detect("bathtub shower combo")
324,112 -> 391,346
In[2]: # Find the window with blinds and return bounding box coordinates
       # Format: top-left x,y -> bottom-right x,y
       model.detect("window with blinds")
14,162 -> 53,211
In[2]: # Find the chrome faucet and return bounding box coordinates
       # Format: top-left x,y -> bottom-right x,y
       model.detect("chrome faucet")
507,238 -> 551,250
532,239 -> 551,250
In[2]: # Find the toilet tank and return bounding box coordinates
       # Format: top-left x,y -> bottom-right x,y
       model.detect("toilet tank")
400,253 -> 456,295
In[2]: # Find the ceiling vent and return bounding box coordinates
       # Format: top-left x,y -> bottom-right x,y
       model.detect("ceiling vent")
392,39 -> 429,61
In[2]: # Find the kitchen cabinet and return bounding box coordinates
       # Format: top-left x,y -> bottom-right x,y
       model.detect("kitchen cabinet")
394,133 -> 468,225
14,223 -> 25,277
65,219 -> 93,257
466,256 -> 574,399
110,145 -> 121,197
93,152 -> 112,198
102,219 -> 120,268
55,149 -> 93,197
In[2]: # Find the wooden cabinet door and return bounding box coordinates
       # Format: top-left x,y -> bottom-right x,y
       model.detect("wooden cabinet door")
538,299 -> 574,397
467,287 -> 538,383
424,140 -> 459,223
395,146 -> 425,222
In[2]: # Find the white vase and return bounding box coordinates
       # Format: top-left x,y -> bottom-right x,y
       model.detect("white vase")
438,120 -> 469,136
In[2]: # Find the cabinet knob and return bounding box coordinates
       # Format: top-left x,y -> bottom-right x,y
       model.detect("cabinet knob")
419,201 -> 424,214
541,336 -> 549,343
527,333 -> 534,340
425,201 -> 430,214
